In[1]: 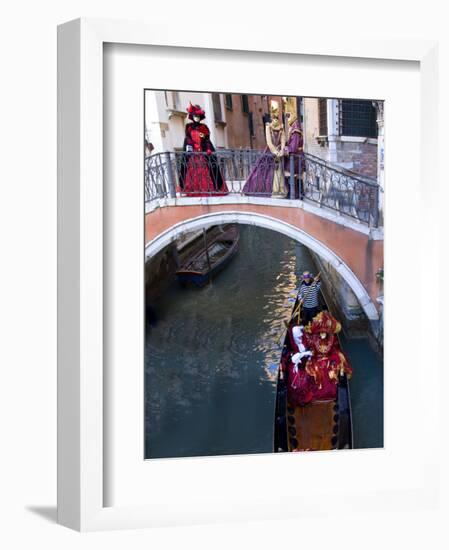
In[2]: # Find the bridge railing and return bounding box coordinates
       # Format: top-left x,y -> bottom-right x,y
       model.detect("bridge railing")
303,153 -> 379,228
145,150 -> 380,227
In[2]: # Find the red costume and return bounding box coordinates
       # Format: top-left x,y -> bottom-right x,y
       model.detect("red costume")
303,311 -> 352,401
179,103 -> 228,196
283,311 -> 352,406
283,325 -> 314,406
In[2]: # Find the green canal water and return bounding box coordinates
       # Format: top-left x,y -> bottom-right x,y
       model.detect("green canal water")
145,225 -> 383,459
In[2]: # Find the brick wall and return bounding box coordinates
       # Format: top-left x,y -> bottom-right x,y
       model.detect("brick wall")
225,94 -> 283,150
335,141 -> 377,178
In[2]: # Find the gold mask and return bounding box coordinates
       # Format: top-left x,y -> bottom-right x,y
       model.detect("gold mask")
270,100 -> 280,119
282,96 -> 297,125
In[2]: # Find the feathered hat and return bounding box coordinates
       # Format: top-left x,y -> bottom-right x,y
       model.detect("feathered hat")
187,102 -> 206,121
305,310 -> 341,335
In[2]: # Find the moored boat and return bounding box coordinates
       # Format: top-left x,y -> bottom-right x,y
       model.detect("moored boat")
274,290 -> 353,452
176,224 -> 239,287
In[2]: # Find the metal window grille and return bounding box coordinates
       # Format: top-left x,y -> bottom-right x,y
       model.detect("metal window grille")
241,94 -> 249,114
212,93 -> 223,122
319,98 -> 328,135
225,94 -> 233,110
339,99 -> 377,138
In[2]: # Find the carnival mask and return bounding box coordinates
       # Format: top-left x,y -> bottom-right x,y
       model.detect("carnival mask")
282,96 -> 298,125
309,332 -> 335,355
269,100 -> 280,120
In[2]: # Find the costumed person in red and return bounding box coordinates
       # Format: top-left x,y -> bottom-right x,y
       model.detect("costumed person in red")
178,103 -> 228,196
303,310 -> 353,401
284,324 -> 314,407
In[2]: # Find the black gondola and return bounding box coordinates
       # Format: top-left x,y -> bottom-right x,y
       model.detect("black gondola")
273,290 -> 353,452
176,225 -> 239,288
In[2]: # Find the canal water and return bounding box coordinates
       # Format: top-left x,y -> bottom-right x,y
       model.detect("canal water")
145,225 -> 383,459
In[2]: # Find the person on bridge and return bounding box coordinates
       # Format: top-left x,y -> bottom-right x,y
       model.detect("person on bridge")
282,96 -> 304,199
298,271 -> 321,325
178,103 -> 228,197
242,100 -> 287,198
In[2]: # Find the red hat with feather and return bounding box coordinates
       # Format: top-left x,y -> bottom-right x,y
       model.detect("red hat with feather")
187,102 -> 206,121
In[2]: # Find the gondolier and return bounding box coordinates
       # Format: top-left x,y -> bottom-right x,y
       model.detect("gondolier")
298,271 -> 321,325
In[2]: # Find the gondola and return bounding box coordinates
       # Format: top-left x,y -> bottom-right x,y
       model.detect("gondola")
176,225 -> 239,287
274,289 -> 353,453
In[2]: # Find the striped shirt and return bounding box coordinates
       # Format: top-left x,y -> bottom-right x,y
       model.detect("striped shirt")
298,280 -> 321,308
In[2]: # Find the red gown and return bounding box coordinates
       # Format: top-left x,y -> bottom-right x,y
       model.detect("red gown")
283,312 -> 353,405
181,123 -> 228,196
303,326 -> 352,402
283,327 -> 314,407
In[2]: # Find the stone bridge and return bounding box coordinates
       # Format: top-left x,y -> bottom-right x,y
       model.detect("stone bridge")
145,198 -> 383,321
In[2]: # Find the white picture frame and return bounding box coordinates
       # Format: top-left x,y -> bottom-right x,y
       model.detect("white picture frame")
58,17 -> 441,531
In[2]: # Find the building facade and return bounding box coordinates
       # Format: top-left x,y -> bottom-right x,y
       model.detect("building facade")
145,90 -> 228,153
145,90 -> 286,154
303,97 -> 380,178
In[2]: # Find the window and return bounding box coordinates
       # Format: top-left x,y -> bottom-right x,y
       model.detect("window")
319,98 -> 328,135
248,112 -> 255,137
339,99 -> 377,138
212,93 -> 223,122
225,94 -> 233,110
165,91 -> 180,110
241,94 -> 249,114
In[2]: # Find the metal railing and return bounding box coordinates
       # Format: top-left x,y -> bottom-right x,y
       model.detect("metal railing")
145,149 -> 380,227
303,153 -> 379,227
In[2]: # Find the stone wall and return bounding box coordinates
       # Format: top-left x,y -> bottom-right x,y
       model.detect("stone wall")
311,252 -> 369,336
145,243 -> 179,305
334,140 -> 377,178
311,251 -> 383,350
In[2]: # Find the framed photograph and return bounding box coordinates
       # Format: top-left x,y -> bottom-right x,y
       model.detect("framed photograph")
58,18 -> 440,531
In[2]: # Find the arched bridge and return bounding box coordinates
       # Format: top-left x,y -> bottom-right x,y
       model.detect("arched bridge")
145,200 -> 383,321
145,150 -> 383,321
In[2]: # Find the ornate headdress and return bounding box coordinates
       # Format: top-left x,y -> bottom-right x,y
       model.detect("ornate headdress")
269,100 -> 280,119
187,102 -> 206,121
282,96 -> 298,125
304,311 -> 341,358
268,100 -> 283,131
305,310 -> 341,335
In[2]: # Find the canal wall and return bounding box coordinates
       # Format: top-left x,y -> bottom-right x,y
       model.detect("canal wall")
311,251 -> 383,348
145,243 -> 179,305
311,252 -> 365,331
145,227 -> 221,304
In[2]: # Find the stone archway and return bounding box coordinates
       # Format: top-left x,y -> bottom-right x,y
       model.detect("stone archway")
145,211 -> 379,321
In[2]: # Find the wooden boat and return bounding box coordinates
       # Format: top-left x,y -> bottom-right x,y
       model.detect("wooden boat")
274,291 -> 353,452
176,225 -> 239,287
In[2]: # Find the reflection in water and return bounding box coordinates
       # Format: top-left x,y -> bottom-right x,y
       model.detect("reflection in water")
145,225 -> 383,459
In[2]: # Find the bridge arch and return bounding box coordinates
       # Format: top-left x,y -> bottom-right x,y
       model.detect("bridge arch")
145,210 -> 379,321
